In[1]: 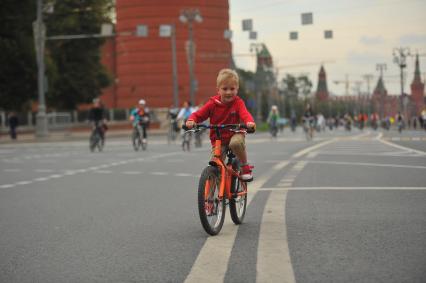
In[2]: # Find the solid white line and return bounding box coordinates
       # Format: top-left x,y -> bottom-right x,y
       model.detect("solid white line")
306,160 -> 426,169
184,160 -> 291,283
260,187 -> 426,190
257,190 -> 295,283
378,138 -> 426,155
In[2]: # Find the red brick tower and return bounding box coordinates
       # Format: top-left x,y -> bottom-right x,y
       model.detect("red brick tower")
101,1 -> 232,109
315,65 -> 329,101
410,54 -> 425,115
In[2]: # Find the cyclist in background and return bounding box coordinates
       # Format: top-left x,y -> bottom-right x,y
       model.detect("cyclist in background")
130,99 -> 150,143
267,105 -> 280,137
177,101 -> 195,150
88,98 -> 108,145
302,104 -> 315,139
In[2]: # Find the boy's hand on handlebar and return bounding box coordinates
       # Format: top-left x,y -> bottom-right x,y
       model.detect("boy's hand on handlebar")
185,120 -> 195,129
247,122 -> 256,130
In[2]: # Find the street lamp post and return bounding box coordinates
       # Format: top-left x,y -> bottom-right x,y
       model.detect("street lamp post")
393,47 -> 411,113
35,0 -> 48,137
250,43 -> 264,122
180,9 -> 202,106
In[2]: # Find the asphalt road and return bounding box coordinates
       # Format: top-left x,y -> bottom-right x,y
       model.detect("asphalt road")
1,128 -> 425,282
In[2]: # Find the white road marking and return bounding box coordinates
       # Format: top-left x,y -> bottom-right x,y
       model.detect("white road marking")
306,160 -> 426,170
150,172 -> 168,176
292,139 -> 336,158
260,187 -> 426,191
184,160 -> 291,283
15,181 -> 32,185
175,173 -> 192,177
0,184 -> 16,188
122,171 -> 142,175
35,169 -> 54,173
257,189 -> 295,283
378,138 -> 426,156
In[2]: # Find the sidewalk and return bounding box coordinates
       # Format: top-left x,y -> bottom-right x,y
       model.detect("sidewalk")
0,126 -> 168,144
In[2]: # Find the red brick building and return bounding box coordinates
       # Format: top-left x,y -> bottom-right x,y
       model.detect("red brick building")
410,54 -> 425,115
315,65 -> 329,101
101,0 -> 232,109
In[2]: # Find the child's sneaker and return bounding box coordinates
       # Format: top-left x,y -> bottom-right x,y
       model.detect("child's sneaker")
240,164 -> 254,182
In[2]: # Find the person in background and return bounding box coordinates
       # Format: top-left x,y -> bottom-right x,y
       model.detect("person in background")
88,98 -> 108,145
8,112 -> 18,140
130,99 -> 150,143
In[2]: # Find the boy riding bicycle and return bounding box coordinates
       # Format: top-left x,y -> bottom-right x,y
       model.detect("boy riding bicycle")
185,68 -> 256,182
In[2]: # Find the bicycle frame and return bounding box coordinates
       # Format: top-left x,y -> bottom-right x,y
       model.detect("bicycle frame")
203,125 -> 249,202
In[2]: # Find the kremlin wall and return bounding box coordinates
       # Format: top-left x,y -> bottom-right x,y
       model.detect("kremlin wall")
100,0 -> 231,109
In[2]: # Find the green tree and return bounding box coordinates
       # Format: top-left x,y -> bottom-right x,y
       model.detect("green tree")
45,0 -> 113,109
0,0 -> 37,111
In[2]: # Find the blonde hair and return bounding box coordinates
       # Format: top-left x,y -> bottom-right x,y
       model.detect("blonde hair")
216,68 -> 239,87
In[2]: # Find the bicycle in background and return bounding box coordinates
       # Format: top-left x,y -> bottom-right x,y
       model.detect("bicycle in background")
132,119 -> 148,151
90,123 -> 105,152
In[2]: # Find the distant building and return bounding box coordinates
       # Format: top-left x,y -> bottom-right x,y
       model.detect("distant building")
100,0 -> 232,109
410,54 -> 425,115
371,76 -> 399,118
315,65 -> 329,101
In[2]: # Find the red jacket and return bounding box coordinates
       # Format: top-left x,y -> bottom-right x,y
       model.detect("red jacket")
188,95 -> 254,145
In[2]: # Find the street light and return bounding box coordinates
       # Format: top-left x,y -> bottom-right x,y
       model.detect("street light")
159,24 -> 179,108
393,47 -> 411,113
180,9 -> 202,106
250,43 -> 264,122
34,0 -> 48,137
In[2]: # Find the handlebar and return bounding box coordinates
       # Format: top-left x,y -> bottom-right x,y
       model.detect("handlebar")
183,124 -> 255,134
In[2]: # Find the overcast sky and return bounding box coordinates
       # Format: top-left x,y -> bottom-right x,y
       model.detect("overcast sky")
229,0 -> 426,96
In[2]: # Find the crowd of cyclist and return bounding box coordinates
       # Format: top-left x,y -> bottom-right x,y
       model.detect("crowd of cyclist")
88,96 -> 426,150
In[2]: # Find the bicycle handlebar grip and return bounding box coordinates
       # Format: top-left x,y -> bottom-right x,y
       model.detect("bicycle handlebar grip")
246,127 -> 256,134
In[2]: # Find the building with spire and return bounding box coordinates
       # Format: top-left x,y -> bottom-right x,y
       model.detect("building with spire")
315,65 -> 329,101
372,76 -> 399,118
410,54 -> 425,115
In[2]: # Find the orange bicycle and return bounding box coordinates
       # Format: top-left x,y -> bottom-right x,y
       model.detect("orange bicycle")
185,124 -> 254,235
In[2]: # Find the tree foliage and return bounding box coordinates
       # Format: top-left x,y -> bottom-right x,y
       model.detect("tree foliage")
0,0 -> 37,111
0,0 -> 113,111
45,0 -> 113,109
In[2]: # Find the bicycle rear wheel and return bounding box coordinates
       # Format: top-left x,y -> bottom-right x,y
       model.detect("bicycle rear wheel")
90,132 -> 99,152
198,166 -> 225,235
229,163 -> 247,224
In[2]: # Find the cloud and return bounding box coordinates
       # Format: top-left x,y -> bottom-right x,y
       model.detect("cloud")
359,36 -> 385,45
399,34 -> 426,45
346,51 -> 387,65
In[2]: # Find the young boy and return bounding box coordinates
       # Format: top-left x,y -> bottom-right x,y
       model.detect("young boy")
185,68 -> 256,182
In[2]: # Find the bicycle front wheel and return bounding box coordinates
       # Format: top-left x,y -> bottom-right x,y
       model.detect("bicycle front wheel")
198,166 -> 225,236
229,176 -> 247,225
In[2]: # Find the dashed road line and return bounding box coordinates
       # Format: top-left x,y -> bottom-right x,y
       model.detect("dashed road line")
257,189 -> 295,282
184,160 -> 291,283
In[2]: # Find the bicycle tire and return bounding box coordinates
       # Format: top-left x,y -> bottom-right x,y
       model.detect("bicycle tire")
142,140 -> 147,151
229,161 -> 247,225
198,166 -> 225,235
132,131 -> 140,151
90,132 -> 98,152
